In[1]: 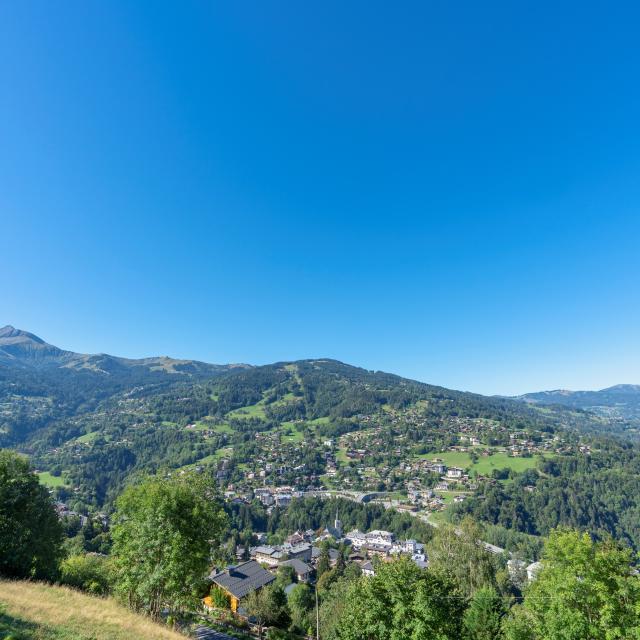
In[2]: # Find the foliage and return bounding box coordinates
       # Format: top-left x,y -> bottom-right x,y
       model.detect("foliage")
426,518 -> 501,597
209,585 -> 230,609
245,585 -> 291,639
453,443 -> 640,551
334,557 -> 465,640
502,529 -> 640,639
463,586 -> 505,640
110,473 -> 227,619
59,553 -> 113,595
288,583 -> 315,635
0,449 -> 63,580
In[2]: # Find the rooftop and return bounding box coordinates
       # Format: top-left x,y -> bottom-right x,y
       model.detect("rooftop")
210,560 -> 276,599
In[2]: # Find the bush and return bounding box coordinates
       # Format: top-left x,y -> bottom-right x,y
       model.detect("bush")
59,553 -> 113,595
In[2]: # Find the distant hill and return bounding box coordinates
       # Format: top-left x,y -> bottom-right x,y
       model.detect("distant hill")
0,324 -> 246,376
0,580 -> 185,640
514,384 -> 640,423
0,325 -> 248,445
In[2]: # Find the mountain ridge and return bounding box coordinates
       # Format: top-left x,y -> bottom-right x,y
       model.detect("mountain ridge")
0,324 -> 249,375
513,384 -> 640,423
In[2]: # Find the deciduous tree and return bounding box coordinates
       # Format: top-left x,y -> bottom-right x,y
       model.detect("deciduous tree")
111,473 -> 226,619
0,450 -> 63,580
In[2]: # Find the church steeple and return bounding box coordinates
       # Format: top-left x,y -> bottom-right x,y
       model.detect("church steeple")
334,509 -> 342,537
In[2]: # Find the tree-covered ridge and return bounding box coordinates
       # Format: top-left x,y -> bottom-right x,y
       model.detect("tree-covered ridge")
11,359 -> 580,506
450,439 -> 640,550
5,353 -> 640,552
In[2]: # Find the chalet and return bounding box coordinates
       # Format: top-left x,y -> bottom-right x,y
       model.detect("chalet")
279,558 -> 312,582
446,467 -> 463,479
252,542 -> 312,566
207,560 -> 275,613
254,545 -> 284,566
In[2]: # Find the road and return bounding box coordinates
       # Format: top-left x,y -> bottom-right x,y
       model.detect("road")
194,625 -> 239,640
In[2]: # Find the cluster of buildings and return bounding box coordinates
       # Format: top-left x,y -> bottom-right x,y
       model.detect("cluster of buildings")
206,516 -> 429,615
345,529 -> 427,567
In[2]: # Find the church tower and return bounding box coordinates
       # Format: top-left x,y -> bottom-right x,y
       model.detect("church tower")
334,509 -> 343,538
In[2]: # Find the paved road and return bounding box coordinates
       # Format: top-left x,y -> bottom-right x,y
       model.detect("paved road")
194,625 -> 238,640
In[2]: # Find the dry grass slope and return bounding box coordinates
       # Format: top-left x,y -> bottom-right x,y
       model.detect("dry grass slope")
0,580 -> 186,640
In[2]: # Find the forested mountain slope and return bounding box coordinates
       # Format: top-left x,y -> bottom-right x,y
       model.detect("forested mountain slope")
4,326 -> 640,550
0,325 -> 246,445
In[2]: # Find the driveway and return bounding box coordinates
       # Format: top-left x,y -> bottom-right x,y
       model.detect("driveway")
194,625 -> 239,640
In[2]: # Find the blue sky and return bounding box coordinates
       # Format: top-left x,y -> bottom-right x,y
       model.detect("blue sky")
1,1 -> 639,395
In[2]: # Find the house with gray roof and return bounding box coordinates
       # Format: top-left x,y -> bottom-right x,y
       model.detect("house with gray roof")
208,560 -> 276,612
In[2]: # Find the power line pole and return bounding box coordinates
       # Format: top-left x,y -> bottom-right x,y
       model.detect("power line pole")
315,582 -> 320,640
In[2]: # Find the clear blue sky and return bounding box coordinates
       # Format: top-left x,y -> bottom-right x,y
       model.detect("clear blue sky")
2,1 -> 639,395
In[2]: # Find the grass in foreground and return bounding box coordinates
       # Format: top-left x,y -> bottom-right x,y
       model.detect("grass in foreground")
0,581 -> 185,640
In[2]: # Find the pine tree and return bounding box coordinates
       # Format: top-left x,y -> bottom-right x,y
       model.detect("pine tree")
463,586 -> 505,640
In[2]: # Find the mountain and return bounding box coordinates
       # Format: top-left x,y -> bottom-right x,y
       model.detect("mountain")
5,326 -> 640,551
0,325 -> 248,446
514,384 -> 640,423
0,324 -> 245,376
0,325 -> 70,365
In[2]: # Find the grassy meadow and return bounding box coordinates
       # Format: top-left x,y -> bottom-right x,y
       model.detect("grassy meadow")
0,581 -> 184,640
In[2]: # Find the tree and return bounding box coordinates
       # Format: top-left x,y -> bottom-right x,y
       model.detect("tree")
209,585 -> 230,609
335,557 -> 465,639
0,450 -> 63,579
463,586 -> 505,640
111,473 -> 227,619
288,583 -> 315,634
427,518 -> 499,597
246,585 -> 291,639
503,528 -> 640,640
59,553 -> 113,595
275,564 -> 296,589
268,585 -> 292,629
318,576 -> 351,640
316,547 -> 331,577
246,587 -> 272,640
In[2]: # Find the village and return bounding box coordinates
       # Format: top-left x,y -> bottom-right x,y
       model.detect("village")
202,507 -> 543,635
209,409 -> 583,527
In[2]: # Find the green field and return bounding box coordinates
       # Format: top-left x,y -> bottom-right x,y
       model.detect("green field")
76,431 -> 100,443
281,425 -> 305,443
420,451 -> 473,468
420,450 -> 546,475
212,447 -> 234,460
472,452 -> 544,475
38,472 -> 69,487
439,490 -> 471,504
227,402 -> 266,420
193,420 -> 234,434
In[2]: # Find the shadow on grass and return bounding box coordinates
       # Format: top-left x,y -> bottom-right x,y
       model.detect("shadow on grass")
0,609 -> 53,639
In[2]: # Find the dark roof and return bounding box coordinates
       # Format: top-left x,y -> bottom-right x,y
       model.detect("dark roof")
211,560 -> 276,599
279,559 -> 311,575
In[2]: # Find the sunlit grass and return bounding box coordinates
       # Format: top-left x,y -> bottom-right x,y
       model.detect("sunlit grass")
0,581 -> 185,640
